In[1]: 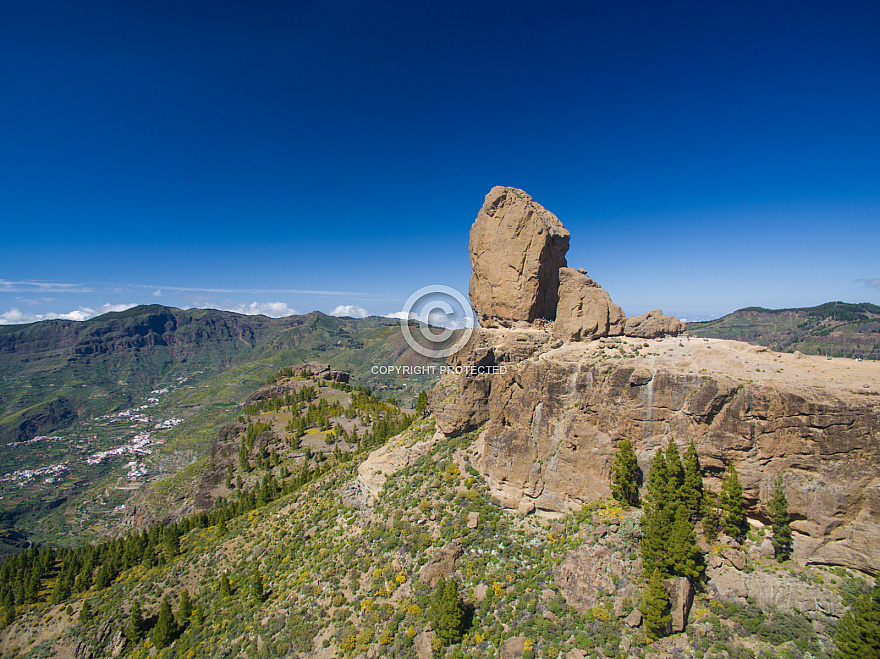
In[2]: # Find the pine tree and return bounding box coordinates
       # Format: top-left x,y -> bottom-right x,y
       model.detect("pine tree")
719,464 -> 746,539
834,587 -> 880,659
218,517 -> 227,536
664,441 -> 684,505
427,577 -> 465,646
701,489 -> 721,541
93,562 -> 110,590
192,602 -> 205,626
125,600 -> 144,644
152,597 -> 178,649
178,588 -> 192,623
250,571 -> 265,603
611,440 -> 641,506
641,448 -> 672,576
646,446 -> 668,511
641,568 -> 671,641
767,474 -> 792,561
220,575 -> 231,597
416,390 -> 429,417
163,531 -> 180,559
667,504 -> 704,580
681,440 -> 703,519
78,600 -> 93,624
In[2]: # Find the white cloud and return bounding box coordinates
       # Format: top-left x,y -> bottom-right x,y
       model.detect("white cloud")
152,289 -> 162,297
0,279 -> 93,293
0,308 -> 33,324
857,278 -> 880,289
426,310 -> 473,329
0,303 -> 137,325
329,305 -> 369,318
383,311 -> 412,320
383,309 -> 473,329
221,302 -> 297,318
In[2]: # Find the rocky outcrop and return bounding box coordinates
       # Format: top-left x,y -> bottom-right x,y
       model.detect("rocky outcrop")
357,428 -> 445,499
665,577 -> 693,633
707,564 -> 844,617
418,543 -> 462,586
430,329 -> 552,437
554,542 -> 641,614
469,186 -> 569,326
553,268 -> 626,342
432,330 -> 880,573
293,361 -> 349,383
467,186 -> 684,340
624,309 -> 685,339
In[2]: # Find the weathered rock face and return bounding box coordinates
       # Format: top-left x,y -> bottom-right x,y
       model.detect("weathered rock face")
469,186 -> 570,326
418,543 -> 462,587
624,309 -> 685,339
553,268 -> 626,341
554,542 -> 641,614
432,331 -> 880,573
665,577 -> 694,633
430,329 -> 554,437
357,428 -> 444,499
707,564 -> 844,618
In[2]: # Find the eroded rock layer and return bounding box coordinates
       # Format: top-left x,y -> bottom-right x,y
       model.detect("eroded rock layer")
432,329 -> 880,573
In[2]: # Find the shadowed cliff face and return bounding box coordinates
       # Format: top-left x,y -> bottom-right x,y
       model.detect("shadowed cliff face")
431,328 -> 880,573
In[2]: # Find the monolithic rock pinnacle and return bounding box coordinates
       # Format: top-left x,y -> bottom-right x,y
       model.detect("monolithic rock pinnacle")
469,186 -> 570,326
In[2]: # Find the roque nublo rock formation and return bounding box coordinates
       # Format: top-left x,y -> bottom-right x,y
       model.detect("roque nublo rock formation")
433,186 -> 880,574
469,186 -> 570,326
469,185 -> 683,339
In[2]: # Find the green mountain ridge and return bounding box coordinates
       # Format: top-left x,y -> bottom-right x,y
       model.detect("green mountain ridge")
686,301 -> 880,359
0,305 -> 440,444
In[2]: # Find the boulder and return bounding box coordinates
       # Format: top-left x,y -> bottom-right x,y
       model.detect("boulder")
418,543 -> 462,587
500,636 -> 526,659
664,577 -> 693,633
552,268 -> 626,342
721,546 -> 747,571
624,309 -> 685,339
624,608 -> 642,628
554,543 -> 642,614
469,186 -> 569,326
518,499 -> 536,515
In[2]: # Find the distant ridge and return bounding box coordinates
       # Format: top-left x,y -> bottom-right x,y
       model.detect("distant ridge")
686,301 -> 880,359
0,305 -> 440,443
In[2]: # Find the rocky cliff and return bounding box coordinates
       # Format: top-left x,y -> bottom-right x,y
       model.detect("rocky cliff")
431,329 -> 880,573
432,186 -> 880,574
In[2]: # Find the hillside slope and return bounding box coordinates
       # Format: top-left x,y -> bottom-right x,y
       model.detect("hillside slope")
0,307 -> 442,553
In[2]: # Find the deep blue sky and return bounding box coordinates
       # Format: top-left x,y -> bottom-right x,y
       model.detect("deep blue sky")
2,0 -> 878,324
